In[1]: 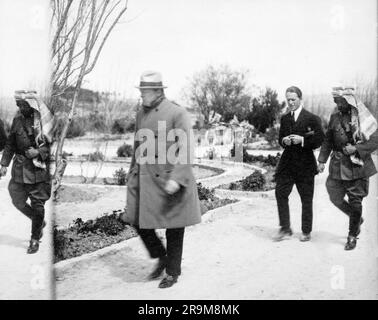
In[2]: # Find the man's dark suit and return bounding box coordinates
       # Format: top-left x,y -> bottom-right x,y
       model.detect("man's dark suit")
275,108 -> 324,234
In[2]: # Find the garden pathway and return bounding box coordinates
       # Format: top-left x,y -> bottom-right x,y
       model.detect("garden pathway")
0,174 -> 53,300
55,157 -> 378,300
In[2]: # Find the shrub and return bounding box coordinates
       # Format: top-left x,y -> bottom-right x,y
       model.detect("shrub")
93,213 -> 126,236
264,153 -> 281,167
53,227 -> 70,262
88,151 -> 105,162
73,212 -> 126,236
111,118 -> 135,134
113,167 -> 127,185
241,170 -> 266,191
66,117 -> 87,138
117,143 -> 133,157
197,183 -> 216,201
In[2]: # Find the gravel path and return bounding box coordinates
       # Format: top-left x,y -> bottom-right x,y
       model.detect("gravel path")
54,157 -> 378,300
0,175 -> 53,300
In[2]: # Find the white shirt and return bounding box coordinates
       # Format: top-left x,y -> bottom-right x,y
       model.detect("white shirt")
287,103 -> 304,147
291,104 -> 303,122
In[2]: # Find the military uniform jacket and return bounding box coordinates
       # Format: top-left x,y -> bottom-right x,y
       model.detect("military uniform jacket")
318,111 -> 378,180
0,113 -> 50,184
125,98 -> 201,229
276,108 -> 324,177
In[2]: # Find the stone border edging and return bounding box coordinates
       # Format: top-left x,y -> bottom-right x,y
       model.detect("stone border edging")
215,188 -> 275,199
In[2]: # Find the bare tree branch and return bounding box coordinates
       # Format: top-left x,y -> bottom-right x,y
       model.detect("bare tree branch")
51,0 -> 74,56
85,1 -> 128,75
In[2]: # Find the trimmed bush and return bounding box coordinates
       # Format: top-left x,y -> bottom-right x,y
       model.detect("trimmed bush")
117,143 -> 133,157
111,118 -> 135,134
88,151 -> 105,162
241,170 -> 266,191
113,167 -> 127,185
196,182 -> 216,201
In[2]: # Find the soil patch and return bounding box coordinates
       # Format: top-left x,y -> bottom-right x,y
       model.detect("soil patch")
54,185 -> 103,204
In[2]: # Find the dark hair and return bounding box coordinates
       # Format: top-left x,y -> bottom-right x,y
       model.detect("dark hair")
285,86 -> 302,99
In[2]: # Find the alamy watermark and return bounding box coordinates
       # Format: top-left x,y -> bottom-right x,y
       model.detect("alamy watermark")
133,121 -> 245,165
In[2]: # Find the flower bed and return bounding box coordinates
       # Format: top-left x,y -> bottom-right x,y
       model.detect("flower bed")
218,163 -> 276,191
54,184 -> 237,263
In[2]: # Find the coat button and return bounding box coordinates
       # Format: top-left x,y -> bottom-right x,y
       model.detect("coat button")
155,108 -> 158,112
155,174 -> 159,177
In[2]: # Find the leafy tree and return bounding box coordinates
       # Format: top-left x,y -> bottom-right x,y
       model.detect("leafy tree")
185,65 -> 254,124
247,87 -> 284,132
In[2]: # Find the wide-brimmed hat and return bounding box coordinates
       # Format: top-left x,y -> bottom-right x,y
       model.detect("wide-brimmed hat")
135,71 -> 167,89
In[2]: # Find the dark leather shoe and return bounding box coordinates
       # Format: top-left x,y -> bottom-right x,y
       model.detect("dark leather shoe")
158,275 -> 178,289
299,233 -> 311,242
273,228 -> 293,242
27,239 -> 40,254
148,256 -> 167,280
356,217 -> 364,236
38,221 -> 47,240
344,236 -> 357,251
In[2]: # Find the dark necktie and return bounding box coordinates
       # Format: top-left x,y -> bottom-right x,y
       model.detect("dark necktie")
290,112 -> 295,134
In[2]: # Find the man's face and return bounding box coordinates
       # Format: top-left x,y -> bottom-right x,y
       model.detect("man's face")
334,97 -> 350,113
285,92 -> 301,112
16,100 -> 33,117
140,89 -> 160,107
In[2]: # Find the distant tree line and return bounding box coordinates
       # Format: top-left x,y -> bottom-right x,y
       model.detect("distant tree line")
185,65 -> 285,133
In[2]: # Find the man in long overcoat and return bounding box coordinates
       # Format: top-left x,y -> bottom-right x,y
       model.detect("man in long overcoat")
0,91 -> 52,254
124,71 -> 201,288
274,86 -> 324,242
318,87 -> 378,250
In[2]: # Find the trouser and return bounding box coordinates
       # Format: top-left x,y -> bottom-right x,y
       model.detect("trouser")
326,176 -> 369,237
8,179 -> 51,240
136,227 -> 185,277
275,173 -> 315,234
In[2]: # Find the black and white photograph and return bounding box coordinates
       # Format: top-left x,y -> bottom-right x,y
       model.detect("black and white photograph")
0,0 -> 377,302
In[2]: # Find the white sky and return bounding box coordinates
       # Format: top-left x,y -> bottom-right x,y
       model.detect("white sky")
0,0 -> 50,99
0,0 -> 376,105
86,0 -> 377,102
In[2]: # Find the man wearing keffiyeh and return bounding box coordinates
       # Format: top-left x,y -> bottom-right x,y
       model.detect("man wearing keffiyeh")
318,87 -> 378,250
0,90 -> 53,254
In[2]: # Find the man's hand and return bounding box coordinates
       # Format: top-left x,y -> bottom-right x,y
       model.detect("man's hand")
164,179 -> 180,195
25,147 -> 40,159
282,136 -> 292,146
0,165 -> 7,177
343,144 -> 357,155
317,162 -> 325,173
289,134 -> 303,145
